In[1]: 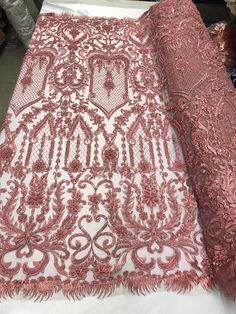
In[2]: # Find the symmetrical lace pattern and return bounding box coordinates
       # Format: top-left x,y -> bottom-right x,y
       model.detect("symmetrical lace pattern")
149,0 -> 236,299
0,0 -> 234,300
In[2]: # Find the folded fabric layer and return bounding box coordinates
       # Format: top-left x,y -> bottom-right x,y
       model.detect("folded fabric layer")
149,0 -> 236,299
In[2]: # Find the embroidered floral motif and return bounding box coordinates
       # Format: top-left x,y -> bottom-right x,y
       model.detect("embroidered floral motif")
103,70 -> 116,96
103,148 -> 117,161
26,174 -> 47,208
141,175 -> 159,207
67,160 -> 83,172
88,193 -> 102,206
67,190 -> 84,213
138,159 -> 151,173
0,146 -> 13,160
32,159 -> 47,172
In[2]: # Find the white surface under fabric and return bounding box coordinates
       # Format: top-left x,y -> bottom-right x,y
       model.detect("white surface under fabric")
0,1 -> 235,313
0,291 -> 235,314
41,0 -> 151,17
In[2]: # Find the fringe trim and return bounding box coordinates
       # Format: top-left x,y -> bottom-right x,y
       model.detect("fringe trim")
0,272 -> 215,301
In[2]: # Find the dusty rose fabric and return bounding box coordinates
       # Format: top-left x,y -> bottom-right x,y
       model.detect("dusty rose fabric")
149,0 -> 236,299
0,0 -> 235,301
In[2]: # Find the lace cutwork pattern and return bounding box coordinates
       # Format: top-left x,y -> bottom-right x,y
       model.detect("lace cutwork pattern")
0,3 -> 219,300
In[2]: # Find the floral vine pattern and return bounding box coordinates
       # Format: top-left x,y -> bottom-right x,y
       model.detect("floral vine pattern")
149,0 -> 236,299
0,4 -> 215,300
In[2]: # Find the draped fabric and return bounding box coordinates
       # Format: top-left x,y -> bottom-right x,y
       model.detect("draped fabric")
0,0 -> 235,301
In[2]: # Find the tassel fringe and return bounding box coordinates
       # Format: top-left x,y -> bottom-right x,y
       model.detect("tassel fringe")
0,272 -> 215,301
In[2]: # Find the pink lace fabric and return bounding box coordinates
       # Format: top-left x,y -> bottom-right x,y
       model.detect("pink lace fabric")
149,0 -> 236,299
0,0 -> 234,301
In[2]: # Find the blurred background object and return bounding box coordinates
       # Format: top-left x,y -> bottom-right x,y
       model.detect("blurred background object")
225,0 -> 236,16
230,67 -> 236,87
0,8 -> 5,46
194,0 -> 229,25
34,0 -> 43,9
0,0 -> 35,47
208,1 -> 236,88
209,22 -> 236,70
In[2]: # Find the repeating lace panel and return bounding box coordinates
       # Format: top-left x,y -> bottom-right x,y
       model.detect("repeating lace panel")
0,3 -> 219,300
11,49 -> 56,115
149,0 -> 236,298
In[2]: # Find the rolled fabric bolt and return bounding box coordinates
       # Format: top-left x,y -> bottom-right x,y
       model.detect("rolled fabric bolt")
149,0 -> 236,299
